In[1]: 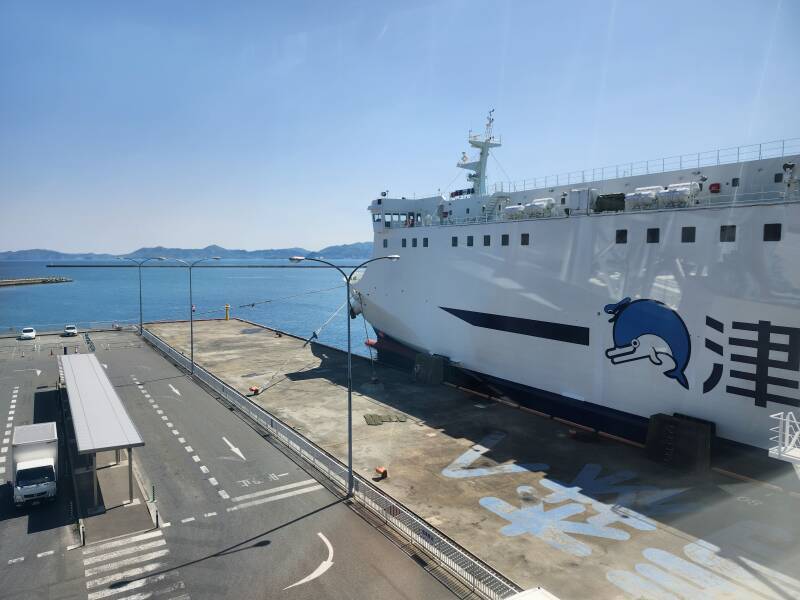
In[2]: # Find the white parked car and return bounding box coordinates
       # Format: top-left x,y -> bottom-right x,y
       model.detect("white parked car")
19,327 -> 36,340
63,325 -> 78,337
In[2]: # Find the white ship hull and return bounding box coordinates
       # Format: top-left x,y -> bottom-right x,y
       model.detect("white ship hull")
354,138 -> 800,449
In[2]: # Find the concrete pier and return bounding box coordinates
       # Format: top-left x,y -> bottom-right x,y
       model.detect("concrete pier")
0,276 -> 72,287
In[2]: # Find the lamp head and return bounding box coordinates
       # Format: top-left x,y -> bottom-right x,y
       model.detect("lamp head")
289,256 -> 305,263
154,256 -> 166,261
387,255 -> 400,262
210,256 -> 221,261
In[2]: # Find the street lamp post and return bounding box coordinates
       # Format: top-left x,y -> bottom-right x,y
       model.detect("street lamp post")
118,256 -> 166,334
289,254 -> 400,497
173,257 -> 221,373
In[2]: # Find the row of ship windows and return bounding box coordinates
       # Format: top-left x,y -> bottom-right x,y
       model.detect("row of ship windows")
383,223 -> 784,249
615,223 -> 782,244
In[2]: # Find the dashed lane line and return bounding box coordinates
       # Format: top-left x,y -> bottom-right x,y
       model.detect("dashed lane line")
208,477 -> 218,487
8,557 -> 24,564
218,490 -> 230,500
180,517 -> 195,524
36,550 -> 55,558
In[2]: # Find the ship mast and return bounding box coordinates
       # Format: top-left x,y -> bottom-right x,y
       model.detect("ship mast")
457,110 -> 502,196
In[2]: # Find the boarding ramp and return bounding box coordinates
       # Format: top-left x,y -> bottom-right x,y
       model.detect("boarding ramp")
58,353 -> 144,512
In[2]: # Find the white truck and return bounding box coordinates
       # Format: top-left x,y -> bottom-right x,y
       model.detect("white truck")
11,423 -> 58,506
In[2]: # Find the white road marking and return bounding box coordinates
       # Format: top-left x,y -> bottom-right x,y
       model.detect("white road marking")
228,485 -> 323,512
208,477 -> 218,486
152,404 -> 159,409
171,430 -> 179,435
8,556 -> 24,564
1,438 -> 7,444
218,490 -> 230,500
199,465 -> 209,474
181,517 -> 195,523
0,455 -> 6,462
1,447 -> 7,453
177,437 -> 185,444
184,446 -> 193,453
87,573 -> 167,600
284,532 -> 334,590
156,410 -> 163,415
166,422 -> 173,428
83,539 -> 166,565
231,479 -> 316,503
37,550 -> 54,558
101,363 -> 108,369
83,530 -> 163,556
160,522 -> 171,528
137,385 -> 143,389
222,436 -> 246,461
204,512 -> 217,518
191,455 -> 200,463
143,393 -> 150,399
168,384 -> 181,396
84,549 -> 170,577
8,410 -> 14,415
86,562 -> 164,589
107,580 -> 186,600
160,416 -> 168,421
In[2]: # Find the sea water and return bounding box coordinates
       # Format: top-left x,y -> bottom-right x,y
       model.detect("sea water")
0,260 -> 374,356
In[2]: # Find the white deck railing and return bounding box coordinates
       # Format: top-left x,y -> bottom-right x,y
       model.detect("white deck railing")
769,411 -> 800,465
488,137 -> 800,194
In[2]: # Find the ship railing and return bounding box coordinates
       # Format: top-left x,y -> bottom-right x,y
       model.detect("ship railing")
429,190 -> 796,227
488,137 -> 800,194
141,328 -> 523,600
769,411 -> 800,464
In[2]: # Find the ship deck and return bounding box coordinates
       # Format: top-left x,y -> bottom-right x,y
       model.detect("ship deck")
147,318 -> 800,599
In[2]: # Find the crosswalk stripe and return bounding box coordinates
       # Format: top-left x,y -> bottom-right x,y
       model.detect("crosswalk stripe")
86,573 -> 168,600
85,549 -> 170,577
83,530 -> 163,556
231,479 -> 316,503
83,540 -> 167,566
86,561 -> 164,589
228,484 -> 323,511
112,580 -> 186,600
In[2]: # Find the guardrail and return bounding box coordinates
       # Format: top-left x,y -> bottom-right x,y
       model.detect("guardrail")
141,328 -> 522,599
488,137 -> 800,194
769,411 -> 800,464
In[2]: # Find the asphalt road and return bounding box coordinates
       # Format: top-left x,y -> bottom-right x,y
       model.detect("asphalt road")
0,331 -> 457,600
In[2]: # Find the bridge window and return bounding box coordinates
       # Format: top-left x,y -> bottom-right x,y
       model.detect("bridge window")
483,235 -> 491,246
764,223 -> 781,241
467,235 -> 474,247
402,238 -> 407,248
400,213 -> 408,227
466,208 -> 470,215
382,239 -> 388,248
521,233 -> 530,246
501,234 -> 509,246
647,228 -> 659,243
731,177 -> 740,187
681,226 -> 696,243
616,229 -> 627,244
451,236 -> 458,247
423,237 -> 429,247
373,213 -> 382,223
384,214 -> 391,227
720,225 -> 736,242
412,238 -> 417,248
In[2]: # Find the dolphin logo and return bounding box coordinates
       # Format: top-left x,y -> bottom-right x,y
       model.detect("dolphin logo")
603,297 -> 691,390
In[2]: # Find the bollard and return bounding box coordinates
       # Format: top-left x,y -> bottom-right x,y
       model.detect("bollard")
63,346 -> 67,355
152,484 -> 156,502
156,508 -> 159,529
75,345 -> 79,354
225,304 -> 230,320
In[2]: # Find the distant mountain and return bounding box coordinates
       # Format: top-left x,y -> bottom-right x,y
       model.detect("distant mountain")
0,243 -> 373,262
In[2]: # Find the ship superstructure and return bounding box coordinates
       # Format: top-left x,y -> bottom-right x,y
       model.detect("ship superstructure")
353,115 -> 800,448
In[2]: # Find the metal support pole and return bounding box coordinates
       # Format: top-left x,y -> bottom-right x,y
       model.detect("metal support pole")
189,266 -> 194,374
115,448 -> 120,465
346,279 -> 353,498
92,454 -> 98,508
138,263 -> 143,334
128,447 -> 133,504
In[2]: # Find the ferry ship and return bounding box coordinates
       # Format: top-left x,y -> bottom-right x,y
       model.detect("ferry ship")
352,114 -> 799,449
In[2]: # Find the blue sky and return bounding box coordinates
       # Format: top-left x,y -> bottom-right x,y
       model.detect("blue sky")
1,0 -> 797,253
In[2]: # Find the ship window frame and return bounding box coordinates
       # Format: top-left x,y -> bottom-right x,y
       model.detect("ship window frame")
731,177 -> 740,187
451,236 -> 458,247
467,235 -> 474,247
615,229 -> 627,244
774,173 -> 784,183
402,238 -> 407,248
483,234 -> 490,247
501,234 -> 509,246
521,233 -> 530,246
720,225 -> 736,243
647,228 -> 660,244
681,226 -> 696,243
412,238 -> 417,248
466,208 -> 470,215
382,239 -> 388,248
423,237 -> 429,247
764,223 -> 781,241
